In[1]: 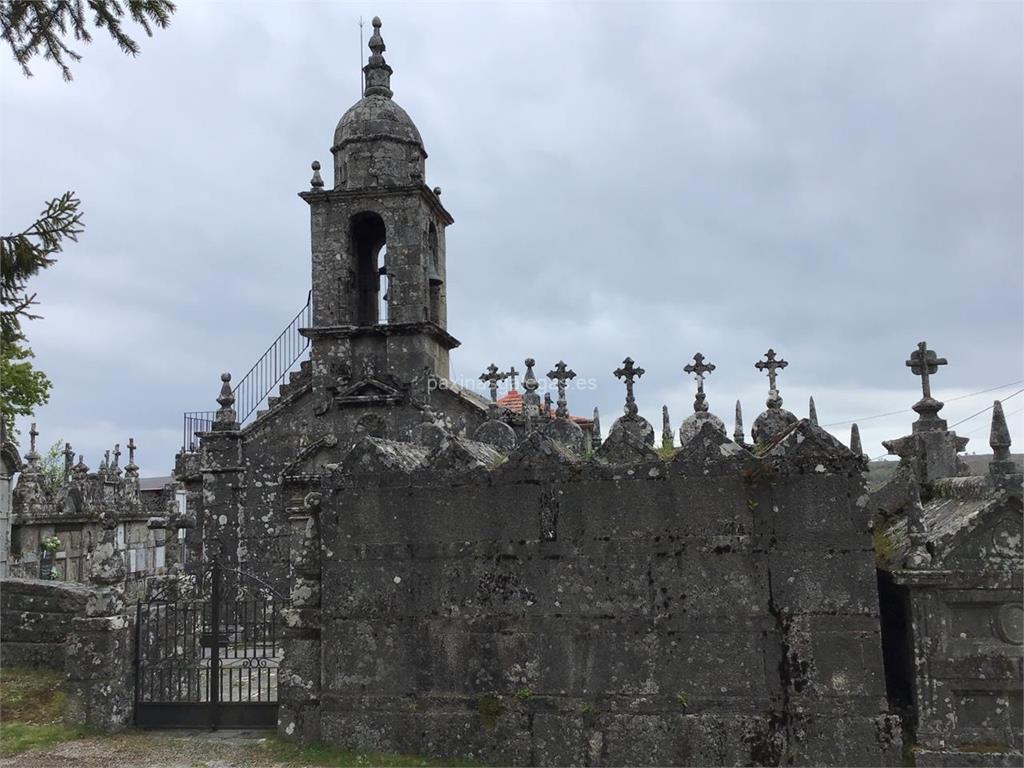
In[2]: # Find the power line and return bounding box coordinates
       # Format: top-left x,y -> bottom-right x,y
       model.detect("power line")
947,388 -> 1024,429
863,387 -> 1024,462
961,406 -> 1024,438
821,380 -> 1024,429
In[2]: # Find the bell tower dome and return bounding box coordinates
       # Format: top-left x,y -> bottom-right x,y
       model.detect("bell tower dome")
300,17 -> 457,391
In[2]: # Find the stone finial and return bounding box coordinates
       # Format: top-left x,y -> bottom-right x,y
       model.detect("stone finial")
214,372 -> 238,427
547,361 -> 577,418
310,160 -> 324,189
124,437 -> 139,478
63,442 -> 75,479
989,400 -> 1016,476
521,358 -> 541,431
755,349 -> 788,408
25,422 -> 40,468
507,365 -> 519,391
101,450 -> 110,473
850,423 -> 863,457
111,443 -> 122,476
73,453 -> 89,476
906,341 -> 947,401
661,405 -> 673,451
683,353 -> 716,413
808,397 -> 818,427
734,401 -> 745,444
752,349 -> 797,445
363,15 -> 394,99
613,357 -> 645,417
592,406 -> 602,448
479,363 -> 507,406
905,341 -> 949,427
543,391 -> 553,417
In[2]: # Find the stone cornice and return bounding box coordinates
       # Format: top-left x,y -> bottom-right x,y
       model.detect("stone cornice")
298,183 -> 453,225
301,321 -> 461,351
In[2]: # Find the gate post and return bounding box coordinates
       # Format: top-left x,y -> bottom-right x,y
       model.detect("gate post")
279,493 -> 322,743
64,517 -> 135,730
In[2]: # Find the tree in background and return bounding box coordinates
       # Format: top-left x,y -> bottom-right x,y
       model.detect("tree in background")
1,0 -> 175,80
0,1 -> 176,438
1,193 -> 83,435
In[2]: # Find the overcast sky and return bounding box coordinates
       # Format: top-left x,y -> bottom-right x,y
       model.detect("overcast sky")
2,1 -> 1021,476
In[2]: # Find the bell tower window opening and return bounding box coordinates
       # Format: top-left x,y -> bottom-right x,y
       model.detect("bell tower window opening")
379,246 -> 389,324
427,223 -> 442,324
351,212 -> 387,326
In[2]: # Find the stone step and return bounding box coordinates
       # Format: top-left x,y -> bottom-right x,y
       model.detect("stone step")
289,370 -> 304,385
267,396 -> 280,410
300,360 -> 311,374
278,383 -> 291,398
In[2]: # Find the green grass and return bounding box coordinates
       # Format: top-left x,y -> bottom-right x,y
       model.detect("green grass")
0,666 -> 90,756
0,721 -> 90,757
261,735 -> 476,767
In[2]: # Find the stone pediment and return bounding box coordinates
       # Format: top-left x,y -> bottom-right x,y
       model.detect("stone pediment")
333,377 -> 403,406
939,498 -> 1023,568
338,435 -> 429,476
282,434 -> 340,479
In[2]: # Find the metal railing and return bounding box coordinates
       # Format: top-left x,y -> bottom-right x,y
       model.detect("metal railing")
182,293 -> 311,451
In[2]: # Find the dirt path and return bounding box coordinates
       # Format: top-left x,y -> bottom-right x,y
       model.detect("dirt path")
0,730 -> 289,768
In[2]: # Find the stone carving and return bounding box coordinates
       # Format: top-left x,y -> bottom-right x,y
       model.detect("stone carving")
679,353 -> 725,447
546,360 -> 576,418
614,356 -> 644,418
479,363 -> 507,408
751,349 -> 798,445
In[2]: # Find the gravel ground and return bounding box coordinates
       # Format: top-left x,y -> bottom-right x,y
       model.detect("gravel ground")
0,729 -> 288,768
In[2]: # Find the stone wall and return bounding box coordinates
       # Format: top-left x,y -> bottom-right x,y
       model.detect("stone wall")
281,422 -> 902,766
0,577 -> 89,670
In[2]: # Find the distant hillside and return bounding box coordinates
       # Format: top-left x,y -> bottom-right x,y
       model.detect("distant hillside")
867,454 -> 1024,487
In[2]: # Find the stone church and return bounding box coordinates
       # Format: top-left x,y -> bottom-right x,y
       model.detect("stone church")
1,15 -> 1019,768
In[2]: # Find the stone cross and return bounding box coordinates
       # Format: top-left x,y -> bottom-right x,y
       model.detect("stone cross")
507,365 -> 519,391
125,437 -> 139,478
547,361 -> 577,418
614,357 -> 645,417
906,341 -> 946,400
684,353 -> 716,413
479,363 -> 507,404
27,422 -> 38,458
112,443 -> 121,471
755,349 -> 788,394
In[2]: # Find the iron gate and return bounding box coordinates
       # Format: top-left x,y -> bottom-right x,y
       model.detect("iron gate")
134,558 -> 285,728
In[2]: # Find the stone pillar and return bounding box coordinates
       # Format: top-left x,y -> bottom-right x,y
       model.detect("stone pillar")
200,374 -> 245,568
0,430 -> 22,578
279,493 -> 322,743
64,520 -> 135,731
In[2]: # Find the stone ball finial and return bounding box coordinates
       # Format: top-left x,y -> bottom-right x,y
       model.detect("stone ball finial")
372,15 -> 381,28
433,186 -> 442,197
310,160 -> 324,189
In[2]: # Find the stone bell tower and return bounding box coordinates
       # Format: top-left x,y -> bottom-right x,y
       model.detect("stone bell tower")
299,16 -> 458,389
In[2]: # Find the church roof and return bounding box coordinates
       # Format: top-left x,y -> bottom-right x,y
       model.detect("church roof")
496,388 -> 593,426
334,95 -> 424,154
332,17 -> 425,155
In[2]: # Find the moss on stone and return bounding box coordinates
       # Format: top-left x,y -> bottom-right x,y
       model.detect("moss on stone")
477,694 -> 505,729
